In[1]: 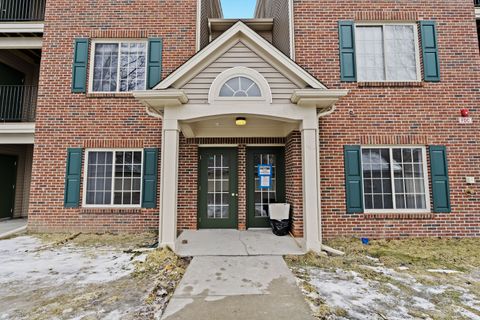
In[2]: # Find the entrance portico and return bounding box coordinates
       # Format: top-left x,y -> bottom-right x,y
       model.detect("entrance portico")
134,21 -> 348,252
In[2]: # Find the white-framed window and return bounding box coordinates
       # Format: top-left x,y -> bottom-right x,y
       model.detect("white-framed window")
90,40 -> 147,93
83,149 -> 143,207
208,66 -> 273,104
355,23 -> 421,82
361,146 -> 430,213
219,76 -> 262,97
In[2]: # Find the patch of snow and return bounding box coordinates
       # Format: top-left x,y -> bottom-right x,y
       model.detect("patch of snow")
0,236 -> 143,287
397,266 -> 409,271
307,268 -> 414,320
427,269 -> 460,274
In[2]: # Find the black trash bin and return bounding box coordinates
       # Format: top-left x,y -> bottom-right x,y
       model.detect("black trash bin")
268,204 -> 291,236
270,218 -> 291,236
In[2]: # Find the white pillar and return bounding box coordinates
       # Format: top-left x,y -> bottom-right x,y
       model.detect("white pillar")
159,118 -> 180,250
301,120 -> 322,252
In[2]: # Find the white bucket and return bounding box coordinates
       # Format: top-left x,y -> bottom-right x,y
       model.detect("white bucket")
268,203 -> 290,220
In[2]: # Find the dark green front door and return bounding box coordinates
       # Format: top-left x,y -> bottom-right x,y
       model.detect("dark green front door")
198,148 -> 238,229
0,155 -> 17,219
246,147 -> 286,228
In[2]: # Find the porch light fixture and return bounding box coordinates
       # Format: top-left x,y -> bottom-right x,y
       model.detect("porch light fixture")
235,117 -> 247,126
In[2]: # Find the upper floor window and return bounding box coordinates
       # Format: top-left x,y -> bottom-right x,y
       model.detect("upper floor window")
355,24 -> 420,82
91,41 -> 147,92
219,76 -> 262,97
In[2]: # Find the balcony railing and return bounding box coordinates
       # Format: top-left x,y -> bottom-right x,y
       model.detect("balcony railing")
475,0 -> 480,7
0,0 -> 45,22
0,85 -> 37,122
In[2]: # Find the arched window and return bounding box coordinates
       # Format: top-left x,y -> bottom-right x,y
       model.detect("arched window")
219,76 -> 262,97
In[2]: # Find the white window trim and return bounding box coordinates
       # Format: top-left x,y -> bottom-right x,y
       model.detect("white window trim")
82,148 -> 144,208
354,22 -> 422,83
208,66 -> 273,104
361,145 -> 431,214
88,39 -> 148,94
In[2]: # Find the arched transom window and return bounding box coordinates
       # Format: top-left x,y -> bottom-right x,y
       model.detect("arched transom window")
219,76 -> 262,97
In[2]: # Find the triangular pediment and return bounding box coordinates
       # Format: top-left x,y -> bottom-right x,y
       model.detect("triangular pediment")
155,21 -> 327,91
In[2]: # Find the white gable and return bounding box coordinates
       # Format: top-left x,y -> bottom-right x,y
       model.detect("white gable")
182,41 -> 300,104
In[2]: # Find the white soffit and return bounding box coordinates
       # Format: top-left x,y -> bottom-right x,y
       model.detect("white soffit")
0,37 -> 42,49
155,21 -> 327,90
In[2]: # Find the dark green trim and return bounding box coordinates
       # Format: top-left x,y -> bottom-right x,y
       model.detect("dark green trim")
246,147 -> 286,228
71,38 -> 89,93
344,145 -> 364,213
420,21 -> 440,82
147,38 -> 163,89
64,148 -> 83,208
198,148 -> 238,229
142,148 -> 159,208
338,20 -> 357,82
429,145 -> 451,213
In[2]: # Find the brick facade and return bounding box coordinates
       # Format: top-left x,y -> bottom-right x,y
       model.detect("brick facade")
294,0 -> 480,239
27,0 -> 480,241
28,0 -> 197,232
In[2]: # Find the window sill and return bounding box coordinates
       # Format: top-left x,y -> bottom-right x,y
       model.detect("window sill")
80,208 -> 142,215
86,92 -> 134,98
357,81 -> 423,88
363,212 -> 435,220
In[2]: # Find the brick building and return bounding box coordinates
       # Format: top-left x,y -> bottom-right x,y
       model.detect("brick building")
0,0 -> 478,252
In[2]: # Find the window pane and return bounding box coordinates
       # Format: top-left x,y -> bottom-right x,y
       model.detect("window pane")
219,76 -> 262,97
356,27 -> 385,81
362,148 -> 393,210
93,44 -> 119,92
384,25 -> 417,81
391,148 -> 427,209
112,151 -> 142,205
86,151 -> 113,205
119,42 -> 147,92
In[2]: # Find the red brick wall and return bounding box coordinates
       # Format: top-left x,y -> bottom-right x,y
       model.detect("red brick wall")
28,0 -> 197,233
285,131 -> 304,237
294,0 -> 480,239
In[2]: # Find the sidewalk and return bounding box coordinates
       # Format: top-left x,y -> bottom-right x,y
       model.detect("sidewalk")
162,256 -> 314,320
0,218 -> 27,239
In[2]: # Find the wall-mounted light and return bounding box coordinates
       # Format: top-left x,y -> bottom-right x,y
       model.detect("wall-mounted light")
235,117 -> 247,126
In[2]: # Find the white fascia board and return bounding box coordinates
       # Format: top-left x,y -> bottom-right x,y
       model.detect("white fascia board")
476,8 -> 480,19
0,23 -> 44,33
0,37 -> 42,49
155,21 -> 326,90
291,89 -> 349,109
0,122 -> 35,144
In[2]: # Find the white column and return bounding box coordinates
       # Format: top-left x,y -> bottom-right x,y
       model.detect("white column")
300,118 -> 322,252
159,118 -> 180,250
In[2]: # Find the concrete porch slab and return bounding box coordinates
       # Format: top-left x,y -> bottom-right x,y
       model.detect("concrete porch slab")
175,229 -> 305,257
0,218 -> 27,239
162,256 -> 314,320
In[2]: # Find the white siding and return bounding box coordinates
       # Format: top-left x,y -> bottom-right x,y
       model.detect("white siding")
182,41 -> 299,104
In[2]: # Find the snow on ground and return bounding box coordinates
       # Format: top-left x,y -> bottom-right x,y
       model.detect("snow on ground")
0,235 -> 172,320
286,238 -> 480,320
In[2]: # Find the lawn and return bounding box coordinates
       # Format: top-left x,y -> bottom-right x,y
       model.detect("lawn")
0,233 -> 189,320
286,238 -> 480,320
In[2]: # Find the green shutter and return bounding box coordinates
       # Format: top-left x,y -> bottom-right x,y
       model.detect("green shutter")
344,145 -> 363,213
71,38 -> 89,93
338,21 -> 356,82
147,38 -> 163,89
142,148 -> 159,208
420,21 -> 440,82
64,148 -> 83,208
429,146 -> 451,213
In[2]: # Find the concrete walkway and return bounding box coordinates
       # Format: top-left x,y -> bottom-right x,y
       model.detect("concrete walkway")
0,218 -> 27,239
175,229 -> 305,256
162,256 -> 314,320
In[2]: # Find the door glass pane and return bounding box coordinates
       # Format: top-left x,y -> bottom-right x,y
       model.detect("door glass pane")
254,153 -> 277,217
207,153 -> 230,219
